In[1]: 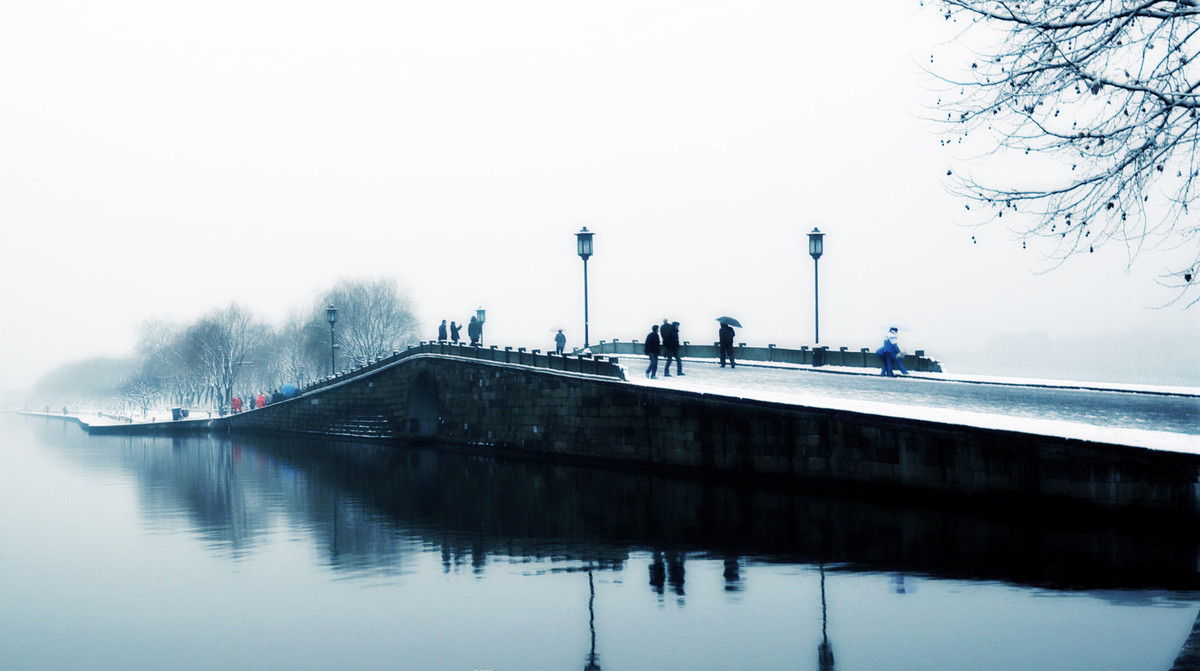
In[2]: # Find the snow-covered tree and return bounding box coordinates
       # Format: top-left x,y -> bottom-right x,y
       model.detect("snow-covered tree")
185,304 -> 267,414
117,373 -> 164,418
316,277 -> 421,371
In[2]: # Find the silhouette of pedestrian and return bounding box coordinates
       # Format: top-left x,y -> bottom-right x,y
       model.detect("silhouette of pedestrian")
662,320 -> 683,376
468,315 -> 481,346
554,329 -> 566,355
438,319 -> 448,342
450,321 -> 461,343
719,322 -> 736,368
644,324 -> 661,378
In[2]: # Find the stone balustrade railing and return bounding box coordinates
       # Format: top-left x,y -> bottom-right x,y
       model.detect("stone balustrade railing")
300,341 -> 625,396
589,340 -> 943,372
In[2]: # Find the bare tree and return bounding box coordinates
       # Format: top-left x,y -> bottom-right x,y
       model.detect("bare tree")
50,282 -> 419,415
117,373 -> 165,418
931,1 -> 1200,304
264,312 -> 315,389
317,277 -> 421,369
184,304 -> 267,414
136,319 -> 200,407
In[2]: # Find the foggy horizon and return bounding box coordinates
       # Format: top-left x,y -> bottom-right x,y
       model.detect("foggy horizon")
3,2 -> 1198,394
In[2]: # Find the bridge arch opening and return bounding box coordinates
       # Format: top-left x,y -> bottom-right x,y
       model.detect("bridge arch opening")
406,370 -> 440,439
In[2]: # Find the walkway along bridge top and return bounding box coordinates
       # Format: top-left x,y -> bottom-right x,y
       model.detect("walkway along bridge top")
91,341 -> 1200,515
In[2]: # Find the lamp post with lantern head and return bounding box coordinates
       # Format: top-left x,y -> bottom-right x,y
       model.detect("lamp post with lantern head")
808,228 -> 824,344
576,227 -> 595,349
325,304 -> 338,375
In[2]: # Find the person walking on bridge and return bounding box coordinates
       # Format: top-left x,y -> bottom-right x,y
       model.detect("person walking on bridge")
875,327 -> 909,377
554,329 -> 566,355
450,321 -> 461,343
438,320 -> 448,342
468,315 -> 481,346
662,320 -> 683,376
719,322 -> 736,368
644,324 -> 661,378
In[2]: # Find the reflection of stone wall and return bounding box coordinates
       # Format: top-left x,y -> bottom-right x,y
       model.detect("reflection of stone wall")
21,414 -> 1200,590
250,431 -> 1200,592
213,353 -> 1200,514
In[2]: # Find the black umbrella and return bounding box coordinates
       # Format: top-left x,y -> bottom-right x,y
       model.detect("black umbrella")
716,316 -> 743,327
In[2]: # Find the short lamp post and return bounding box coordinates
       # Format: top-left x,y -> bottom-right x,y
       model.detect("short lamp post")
576,227 -> 595,349
325,304 -> 338,375
808,228 -> 824,344
476,307 -> 486,345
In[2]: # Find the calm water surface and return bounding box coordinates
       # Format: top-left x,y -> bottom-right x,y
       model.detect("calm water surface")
2,413 -> 1198,671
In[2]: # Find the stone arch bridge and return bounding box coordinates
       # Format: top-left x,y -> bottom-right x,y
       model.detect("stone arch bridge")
194,342 -> 1200,515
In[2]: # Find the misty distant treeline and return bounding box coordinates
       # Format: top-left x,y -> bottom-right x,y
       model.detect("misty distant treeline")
25,277 -> 419,417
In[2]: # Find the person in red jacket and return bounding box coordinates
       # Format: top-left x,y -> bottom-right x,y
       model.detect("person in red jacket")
256,393 -> 266,409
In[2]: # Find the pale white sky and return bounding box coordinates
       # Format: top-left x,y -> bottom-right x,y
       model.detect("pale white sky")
2,1 -> 1197,392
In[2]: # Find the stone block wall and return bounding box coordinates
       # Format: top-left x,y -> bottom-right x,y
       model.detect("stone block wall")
214,352 -> 1200,514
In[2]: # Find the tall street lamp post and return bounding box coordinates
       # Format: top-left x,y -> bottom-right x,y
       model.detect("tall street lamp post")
808,228 -> 824,344
325,304 -> 338,375
576,227 -> 595,349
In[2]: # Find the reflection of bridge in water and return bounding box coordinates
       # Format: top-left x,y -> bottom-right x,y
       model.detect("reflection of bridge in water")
28,416 -> 1200,670
49,423 -> 1200,593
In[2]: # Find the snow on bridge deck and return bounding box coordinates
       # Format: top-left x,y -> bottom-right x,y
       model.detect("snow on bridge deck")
618,355 -> 1200,455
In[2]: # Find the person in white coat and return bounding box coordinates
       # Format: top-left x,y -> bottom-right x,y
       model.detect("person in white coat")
875,327 -> 909,377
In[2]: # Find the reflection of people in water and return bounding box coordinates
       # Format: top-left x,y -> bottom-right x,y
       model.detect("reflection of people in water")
649,552 -> 666,595
648,551 -> 687,598
667,552 -> 685,596
723,556 -> 742,592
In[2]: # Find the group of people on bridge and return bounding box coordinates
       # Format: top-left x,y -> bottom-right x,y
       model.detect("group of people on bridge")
436,319 -> 570,355
430,313 -> 908,379
642,319 -> 739,379
437,317 -> 484,346
641,320 -> 908,379
231,389 -> 293,413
